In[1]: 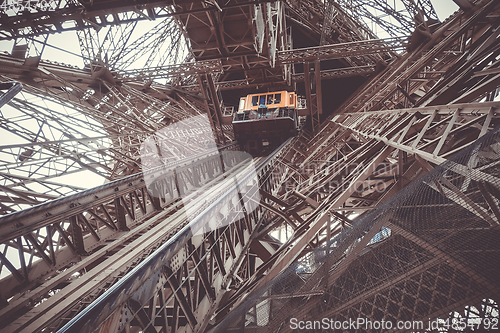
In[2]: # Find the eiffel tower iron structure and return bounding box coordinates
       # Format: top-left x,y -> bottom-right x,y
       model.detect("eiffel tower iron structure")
0,0 -> 500,332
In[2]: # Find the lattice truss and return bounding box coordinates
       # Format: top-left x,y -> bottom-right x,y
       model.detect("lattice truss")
0,3 -> 231,214
1,1 -> 500,333
210,1 -> 500,331
0,59 -> 211,213
215,118 -> 500,332
9,98 -> 497,333
335,0 -> 500,113
334,0 -> 439,38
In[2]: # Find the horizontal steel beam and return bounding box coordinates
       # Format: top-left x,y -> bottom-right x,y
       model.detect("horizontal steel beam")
0,0 -> 277,41
292,65 -> 376,81
278,37 -> 405,64
118,59 -> 223,82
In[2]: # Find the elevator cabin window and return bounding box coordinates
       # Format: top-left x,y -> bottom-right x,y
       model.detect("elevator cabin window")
259,95 -> 266,106
267,94 -> 274,104
275,93 -> 281,104
252,96 -> 259,106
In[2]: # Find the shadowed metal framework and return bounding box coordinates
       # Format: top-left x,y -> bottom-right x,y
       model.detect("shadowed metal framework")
0,0 -> 500,332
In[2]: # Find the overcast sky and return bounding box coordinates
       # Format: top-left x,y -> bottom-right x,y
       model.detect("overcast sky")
432,0 -> 460,21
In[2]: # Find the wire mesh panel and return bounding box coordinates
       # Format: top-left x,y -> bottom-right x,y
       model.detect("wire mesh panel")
213,126 -> 500,333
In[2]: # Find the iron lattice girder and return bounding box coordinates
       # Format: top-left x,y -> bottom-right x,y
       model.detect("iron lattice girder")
286,0 -> 377,43
1,101 -> 499,332
0,0 -> 274,41
271,236 -> 496,333
219,100 -> 500,316
292,65 -> 377,82
333,0 -> 500,114
266,144 -> 500,332
402,0 -> 439,22
75,15 -> 190,71
0,1 -> 500,333
174,0 -> 289,89
284,0 -> 387,70
0,81 -> 22,107
0,51 -> 233,208
0,0 -> 179,40
0,90 -> 142,183
212,109 -> 500,332
197,73 -> 226,145
0,144 -> 244,331
117,59 -> 223,82
0,54 -> 220,95
0,140 -> 292,333
173,0 -> 268,59
277,37 -> 405,64
334,0 -> 438,39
